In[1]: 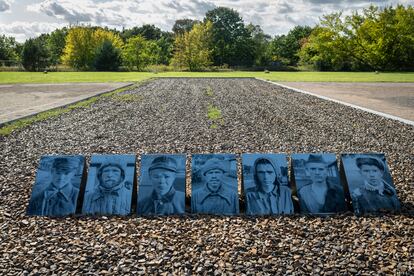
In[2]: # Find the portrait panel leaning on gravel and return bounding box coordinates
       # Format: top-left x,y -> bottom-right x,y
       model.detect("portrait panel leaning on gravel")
137,154 -> 186,216
242,153 -> 294,215
341,153 -> 401,215
26,155 -> 85,217
82,154 -> 135,216
191,154 -> 239,215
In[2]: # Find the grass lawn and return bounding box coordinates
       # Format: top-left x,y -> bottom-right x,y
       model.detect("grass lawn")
1,71 -> 414,84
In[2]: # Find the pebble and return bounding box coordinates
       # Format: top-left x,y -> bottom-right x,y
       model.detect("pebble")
1,78 -> 413,274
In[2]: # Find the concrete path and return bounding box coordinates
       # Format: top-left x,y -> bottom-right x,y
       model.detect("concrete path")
278,82 -> 414,121
0,82 -> 132,124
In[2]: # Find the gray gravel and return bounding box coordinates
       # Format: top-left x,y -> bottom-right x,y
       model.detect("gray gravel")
1,78 -> 413,274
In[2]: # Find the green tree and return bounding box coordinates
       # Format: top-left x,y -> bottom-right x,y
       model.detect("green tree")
299,5 -> 414,71
62,26 -> 123,70
21,38 -> 49,71
121,24 -> 163,41
156,36 -> 174,65
270,25 -> 313,66
61,27 -> 95,70
122,35 -> 160,71
204,7 -> 254,66
298,25 -> 351,71
172,19 -> 200,35
93,40 -> 121,71
0,35 -> 19,66
347,5 -> 414,70
246,24 -> 272,66
172,21 -> 213,71
47,27 -> 68,66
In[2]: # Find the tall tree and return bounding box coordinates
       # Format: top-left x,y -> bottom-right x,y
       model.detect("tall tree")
299,5 -> 414,71
156,35 -> 174,65
122,24 -> 163,41
122,35 -> 160,71
21,38 -> 49,71
246,24 -> 272,66
204,7 -> 254,66
61,27 -> 95,70
93,40 -> 121,71
62,26 -> 123,70
0,35 -> 19,66
47,27 -> 68,66
270,25 -> 313,66
172,19 -> 200,35
172,21 -> 213,71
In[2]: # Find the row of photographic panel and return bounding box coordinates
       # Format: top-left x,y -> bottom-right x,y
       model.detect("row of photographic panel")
26,153 -> 401,217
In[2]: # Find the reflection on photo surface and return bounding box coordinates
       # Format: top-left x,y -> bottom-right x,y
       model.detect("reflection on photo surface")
342,154 -> 400,214
82,155 -> 135,216
191,154 -> 239,215
242,154 -> 293,215
137,155 -> 185,215
292,153 -> 347,214
27,156 -> 84,216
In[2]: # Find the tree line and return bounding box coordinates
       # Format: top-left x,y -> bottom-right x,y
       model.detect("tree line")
1,5 -> 413,72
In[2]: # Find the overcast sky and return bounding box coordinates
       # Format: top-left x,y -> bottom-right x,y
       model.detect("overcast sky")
1,0 -> 413,42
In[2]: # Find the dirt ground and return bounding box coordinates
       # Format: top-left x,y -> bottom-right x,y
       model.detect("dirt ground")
0,82 -> 132,124
278,82 -> 414,121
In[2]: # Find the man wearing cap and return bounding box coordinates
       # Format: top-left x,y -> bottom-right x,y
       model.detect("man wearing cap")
298,154 -> 347,214
83,163 -> 131,215
191,158 -> 239,215
138,156 -> 185,215
352,157 -> 400,214
27,157 -> 80,216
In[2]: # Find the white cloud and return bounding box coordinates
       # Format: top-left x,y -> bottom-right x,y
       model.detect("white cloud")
27,0 -> 217,30
0,0 -> 13,12
0,21 -> 67,42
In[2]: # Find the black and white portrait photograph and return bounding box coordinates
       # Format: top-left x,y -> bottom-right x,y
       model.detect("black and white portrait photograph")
242,153 -> 293,215
191,154 -> 239,215
291,153 -> 347,214
137,154 -> 186,216
341,153 -> 401,215
27,155 -> 85,216
82,155 -> 135,216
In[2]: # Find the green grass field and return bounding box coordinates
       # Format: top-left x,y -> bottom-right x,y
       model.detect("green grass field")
1,71 -> 414,84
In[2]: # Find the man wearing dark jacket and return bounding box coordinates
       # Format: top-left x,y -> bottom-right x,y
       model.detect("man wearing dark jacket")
352,157 -> 400,214
27,157 -> 79,216
138,156 -> 185,215
298,154 -> 347,214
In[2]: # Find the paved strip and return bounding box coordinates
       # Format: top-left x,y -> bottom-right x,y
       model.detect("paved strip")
0,82 -> 133,125
257,79 -> 414,126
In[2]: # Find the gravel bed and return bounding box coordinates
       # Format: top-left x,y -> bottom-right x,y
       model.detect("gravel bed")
1,78 -> 413,274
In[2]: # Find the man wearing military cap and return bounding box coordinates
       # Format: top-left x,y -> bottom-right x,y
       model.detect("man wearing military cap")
298,154 -> 347,214
191,157 -> 239,215
27,157 -> 80,216
352,156 -> 400,214
138,156 -> 185,215
83,163 -> 131,215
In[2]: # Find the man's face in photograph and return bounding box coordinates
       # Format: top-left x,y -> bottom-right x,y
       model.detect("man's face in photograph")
359,164 -> 383,186
101,166 -> 122,189
305,162 -> 328,184
256,163 -> 276,193
150,168 -> 176,196
205,169 -> 224,192
51,168 -> 75,189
